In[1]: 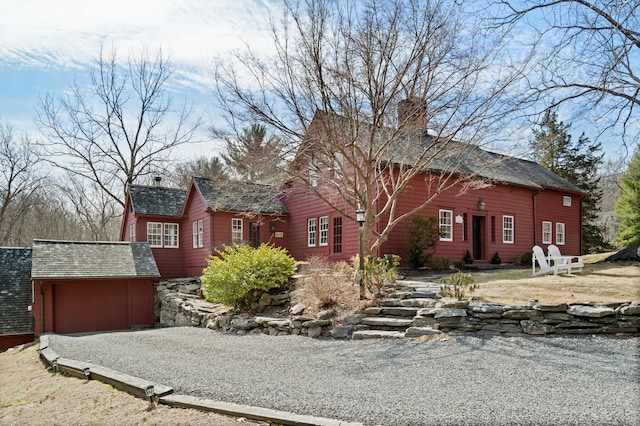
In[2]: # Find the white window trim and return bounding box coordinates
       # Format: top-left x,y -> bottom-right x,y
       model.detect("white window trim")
129,223 -> 136,242
439,210 -> 453,242
163,223 -> 179,248
502,215 -> 514,244
147,222 -> 163,248
232,218 -> 243,244
563,196 -> 572,207
556,222 -> 566,245
319,216 -> 329,246
192,220 -> 204,248
308,218 -> 317,247
542,221 -> 552,245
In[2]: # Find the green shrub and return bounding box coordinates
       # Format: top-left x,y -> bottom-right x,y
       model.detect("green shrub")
514,251 -> 533,266
453,260 -> 467,270
353,254 -> 400,297
405,216 -> 439,269
440,271 -> 477,300
429,256 -> 451,271
201,244 -> 296,305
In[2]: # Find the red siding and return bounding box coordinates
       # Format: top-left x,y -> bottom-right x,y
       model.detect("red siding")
0,334 -> 35,352
32,279 -> 154,336
182,191 -> 210,277
379,179 -> 536,264
281,186 -> 358,262
534,191 -> 582,255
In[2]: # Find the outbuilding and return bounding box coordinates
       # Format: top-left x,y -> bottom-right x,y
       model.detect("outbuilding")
31,240 -> 160,336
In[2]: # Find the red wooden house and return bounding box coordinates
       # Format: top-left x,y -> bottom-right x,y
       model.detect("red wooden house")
280,107 -> 586,265
120,177 -> 289,279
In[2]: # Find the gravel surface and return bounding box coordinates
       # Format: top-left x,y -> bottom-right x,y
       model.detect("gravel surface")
48,328 -> 640,426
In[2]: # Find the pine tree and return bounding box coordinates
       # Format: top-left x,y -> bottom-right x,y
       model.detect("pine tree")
614,144 -> 640,247
531,108 -> 609,253
220,124 -> 286,184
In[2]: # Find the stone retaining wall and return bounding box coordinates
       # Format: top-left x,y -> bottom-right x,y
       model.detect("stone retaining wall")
407,300 -> 640,336
155,278 -> 639,338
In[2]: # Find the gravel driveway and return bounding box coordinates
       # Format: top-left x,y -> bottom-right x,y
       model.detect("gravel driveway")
48,328 -> 640,426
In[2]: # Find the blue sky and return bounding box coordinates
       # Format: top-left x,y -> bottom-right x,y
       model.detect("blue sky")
0,0 -> 627,163
0,0 -> 280,158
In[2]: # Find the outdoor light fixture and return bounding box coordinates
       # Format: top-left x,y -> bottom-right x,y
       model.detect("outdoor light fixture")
145,385 -> 155,407
355,207 -> 366,299
83,367 -> 91,380
478,198 -> 486,211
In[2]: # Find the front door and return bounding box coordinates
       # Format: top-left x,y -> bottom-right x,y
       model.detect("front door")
472,216 -> 485,260
249,223 -> 260,248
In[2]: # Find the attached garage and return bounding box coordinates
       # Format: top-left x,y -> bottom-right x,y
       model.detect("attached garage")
31,240 -> 160,336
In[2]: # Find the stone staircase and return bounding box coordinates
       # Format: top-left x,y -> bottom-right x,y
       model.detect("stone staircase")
352,282 -> 444,340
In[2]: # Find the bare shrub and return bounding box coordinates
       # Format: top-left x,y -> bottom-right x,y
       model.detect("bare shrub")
292,256 -> 358,317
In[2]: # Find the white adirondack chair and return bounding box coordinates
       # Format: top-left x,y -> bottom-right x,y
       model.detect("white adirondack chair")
532,245 -> 570,276
548,244 -> 584,274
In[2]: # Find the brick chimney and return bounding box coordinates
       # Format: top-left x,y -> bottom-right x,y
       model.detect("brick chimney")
397,98 -> 427,136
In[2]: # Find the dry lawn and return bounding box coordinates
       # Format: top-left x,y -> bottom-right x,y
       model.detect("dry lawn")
0,343 -> 258,426
470,258 -> 640,305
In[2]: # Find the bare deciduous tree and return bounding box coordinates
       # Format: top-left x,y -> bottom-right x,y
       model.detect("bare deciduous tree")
0,121 -> 45,245
215,0 -> 529,254
36,44 -> 202,209
495,0 -> 639,147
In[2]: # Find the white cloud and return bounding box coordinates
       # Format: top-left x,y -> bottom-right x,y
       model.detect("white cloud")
0,0 -> 280,72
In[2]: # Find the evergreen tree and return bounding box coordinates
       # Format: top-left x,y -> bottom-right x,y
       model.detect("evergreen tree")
220,124 -> 286,184
171,157 -> 228,189
531,108 -> 609,253
614,144 -> 640,247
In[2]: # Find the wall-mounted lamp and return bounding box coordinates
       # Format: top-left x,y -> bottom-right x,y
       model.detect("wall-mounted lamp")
269,221 -> 277,233
83,367 -> 91,380
355,209 -> 366,226
478,198 -> 486,211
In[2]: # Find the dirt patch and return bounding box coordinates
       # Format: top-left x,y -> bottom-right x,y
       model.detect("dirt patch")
0,343 -> 258,426
470,261 -> 640,305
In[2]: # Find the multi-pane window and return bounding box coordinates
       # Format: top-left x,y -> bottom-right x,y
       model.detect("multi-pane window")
192,220 -> 204,248
129,223 -> 136,242
439,210 -> 453,241
556,222 -> 565,245
319,216 -> 329,246
309,161 -> 319,187
333,217 -> 343,254
164,223 -> 179,248
147,222 -> 162,247
542,221 -> 552,244
333,152 -> 344,179
308,218 -> 317,246
502,215 -> 514,244
563,196 -> 572,206
232,218 -> 243,244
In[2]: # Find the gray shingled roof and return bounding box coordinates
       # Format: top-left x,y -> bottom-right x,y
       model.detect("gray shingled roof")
31,240 -> 160,279
0,247 -> 34,335
421,141 -> 586,193
193,177 -> 289,215
311,110 -> 585,194
128,185 -> 187,216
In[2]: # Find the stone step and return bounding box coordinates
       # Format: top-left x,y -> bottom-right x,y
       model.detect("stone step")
387,290 -> 440,300
361,317 -> 414,328
398,298 -> 437,308
352,330 -> 406,340
379,307 -> 420,317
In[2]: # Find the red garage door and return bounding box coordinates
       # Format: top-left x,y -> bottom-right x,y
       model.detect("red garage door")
53,281 -> 130,334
